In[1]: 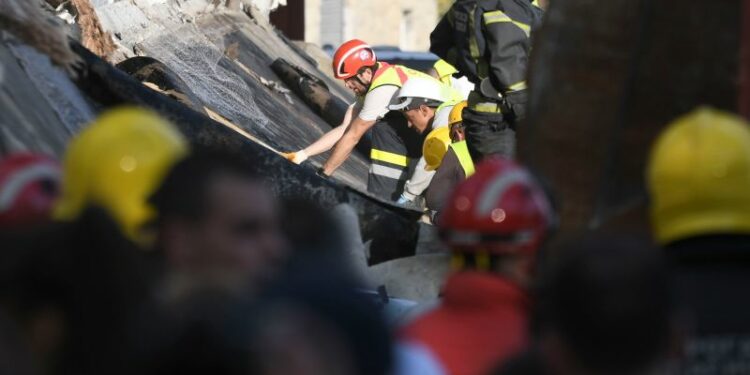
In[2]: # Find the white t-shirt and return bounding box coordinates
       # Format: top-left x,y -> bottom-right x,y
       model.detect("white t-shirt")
354,85 -> 401,121
451,76 -> 475,100
432,104 -> 452,128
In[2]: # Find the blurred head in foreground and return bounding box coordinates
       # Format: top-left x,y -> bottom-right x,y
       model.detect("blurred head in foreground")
150,149 -> 287,299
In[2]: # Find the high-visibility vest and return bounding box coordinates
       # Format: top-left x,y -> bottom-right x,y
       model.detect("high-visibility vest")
368,63 -> 458,172
368,62 -> 432,93
433,59 -> 458,85
449,140 -> 475,177
436,99 -> 461,120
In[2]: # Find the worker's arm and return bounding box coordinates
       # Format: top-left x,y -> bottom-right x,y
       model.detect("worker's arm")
400,157 -> 436,202
482,10 -> 531,93
322,85 -> 397,175
303,103 -> 357,156
284,103 -> 358,164
429,11 -> 456,65
401,110 -> 452,202
482,9 -> 534,121
322,116 -> 376,175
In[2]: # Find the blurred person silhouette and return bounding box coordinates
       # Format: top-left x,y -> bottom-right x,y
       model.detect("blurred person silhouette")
0,107 -> 188,375
398,158 -> 555,375
278,198 -> 348,257
135,287 -> 260,375
0,309 -> 36,375
53,107 -> 189,247
0,152 -> 61,230
149,149 -> 288,303
253,257 -> 393,375
526,235 -> 678,375
647,108 -> 750,374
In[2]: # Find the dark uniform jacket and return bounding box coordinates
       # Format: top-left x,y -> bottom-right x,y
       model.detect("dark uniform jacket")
426,147 -> 465,217
430,0 -> 543,94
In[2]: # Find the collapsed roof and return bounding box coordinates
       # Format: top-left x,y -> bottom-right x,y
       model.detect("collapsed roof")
0,0 -> 423,264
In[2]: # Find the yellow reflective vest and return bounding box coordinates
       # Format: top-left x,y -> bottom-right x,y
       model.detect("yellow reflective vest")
449,140 -> 475,177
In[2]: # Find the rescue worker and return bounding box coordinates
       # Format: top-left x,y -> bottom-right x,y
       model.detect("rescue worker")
428,59 -> 474,100
449,101 -> 468,142
430,1 -> 543,160
646,107 -> 750,374
0,152 -> 61,228
399,158 -> 554,375
287,39 -> 441,201
388,76 -> 462,204
54,107 -> 189,247
426,101 -> 475,220
422,128 -> 452,177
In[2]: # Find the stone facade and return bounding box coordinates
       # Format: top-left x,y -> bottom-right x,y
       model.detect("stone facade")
304,0 -> 438,51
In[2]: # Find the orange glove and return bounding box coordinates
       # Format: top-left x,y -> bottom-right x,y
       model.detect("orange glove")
282,150 -> 308,164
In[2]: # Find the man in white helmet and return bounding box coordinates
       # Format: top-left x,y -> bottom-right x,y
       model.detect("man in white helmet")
388,77 -> 461,205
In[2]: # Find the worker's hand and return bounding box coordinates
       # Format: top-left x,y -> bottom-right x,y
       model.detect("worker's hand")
396,194 -> 413,205
282,150 -> 308,164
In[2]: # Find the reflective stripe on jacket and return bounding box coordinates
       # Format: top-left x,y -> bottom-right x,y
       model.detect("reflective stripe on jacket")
430,0 -> 543,93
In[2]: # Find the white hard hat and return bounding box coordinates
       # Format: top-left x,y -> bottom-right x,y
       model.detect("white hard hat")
389,77 -> 447,111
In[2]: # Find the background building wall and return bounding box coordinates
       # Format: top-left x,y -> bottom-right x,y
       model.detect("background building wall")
303,0 -> 438,51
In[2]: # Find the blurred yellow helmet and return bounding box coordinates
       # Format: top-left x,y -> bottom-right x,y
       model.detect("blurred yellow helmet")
647,107 -> 750,244
433,59 -> 458,85
423,127 -> 452,171
54,107 -> 189,246
449,101 -> 468,127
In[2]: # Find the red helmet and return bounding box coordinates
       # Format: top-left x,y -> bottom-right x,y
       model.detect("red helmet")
0,153 -> 61,228
439,158 -> 553,256
332,39 -> 377,80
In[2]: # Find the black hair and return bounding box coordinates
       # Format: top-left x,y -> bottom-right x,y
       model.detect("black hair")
535,234 -> 674,374
149,148 -> 262,222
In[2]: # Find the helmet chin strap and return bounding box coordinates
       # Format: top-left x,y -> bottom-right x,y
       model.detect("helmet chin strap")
354,74 -> 369,91
354,65 -> 376,92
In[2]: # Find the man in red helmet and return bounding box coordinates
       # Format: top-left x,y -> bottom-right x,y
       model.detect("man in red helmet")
287,39 -> 446,200
398,158 -> 554,375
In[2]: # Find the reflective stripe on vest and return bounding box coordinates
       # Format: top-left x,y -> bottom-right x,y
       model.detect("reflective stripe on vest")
450,140 -> 475,177
368,63 -> 433,93
371,148 -> 409,167
433,59 -> 458,85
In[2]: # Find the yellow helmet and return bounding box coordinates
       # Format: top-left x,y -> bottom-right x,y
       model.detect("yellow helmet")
433,59 -> 458,85
647,107 -> 750,244
423,127 -> 452,171
449,100 -> 468,127
54,107 -> 189,246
